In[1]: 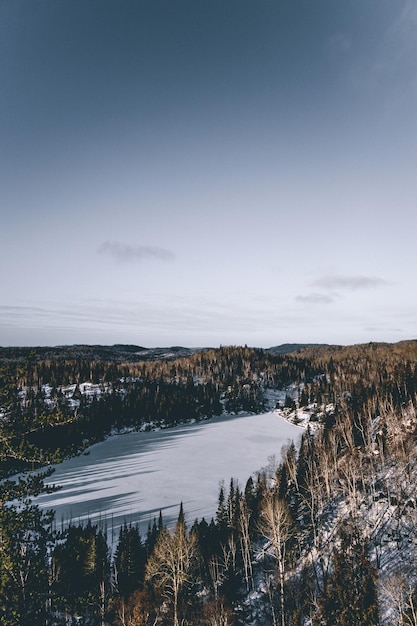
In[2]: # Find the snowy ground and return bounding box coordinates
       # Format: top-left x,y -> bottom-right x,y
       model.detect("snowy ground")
35,411 -> 302,540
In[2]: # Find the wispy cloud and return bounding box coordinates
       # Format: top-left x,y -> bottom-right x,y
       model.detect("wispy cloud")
390,0 -> 417,55
1,298 -> 416,347
365,325 -> 403,334
0,297 -> 315,344
295,293 -> 338,305
312,274 -> 389,291
326,33 -> 352,53
97,241 -> 175,263
366,1 -> 417,100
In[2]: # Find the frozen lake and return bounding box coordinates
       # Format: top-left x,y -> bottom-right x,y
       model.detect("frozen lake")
36,411 -> 302,537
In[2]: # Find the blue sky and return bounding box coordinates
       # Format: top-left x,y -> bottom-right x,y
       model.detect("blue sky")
1,0 -> 416,347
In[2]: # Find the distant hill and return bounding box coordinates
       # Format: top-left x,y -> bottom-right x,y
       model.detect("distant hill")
0,343 -> 334,363
0,344 -> 208,363
266,343 -> 330,355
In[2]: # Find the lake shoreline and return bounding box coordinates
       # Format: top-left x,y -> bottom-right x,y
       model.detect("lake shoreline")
35,409 -> 303,538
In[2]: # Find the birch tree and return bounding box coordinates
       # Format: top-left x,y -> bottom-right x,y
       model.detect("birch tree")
145,509 -> 198,626
259,490 -> 296,626
0,485 -> 53,625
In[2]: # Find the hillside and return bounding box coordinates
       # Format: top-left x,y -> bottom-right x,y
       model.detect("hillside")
0,344 -> 206,363
1,341 -> 417,624
266,343 -> 331,355
0,342 -> 327,364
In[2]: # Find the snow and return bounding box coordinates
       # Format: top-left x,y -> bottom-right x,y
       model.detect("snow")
35,411 -> 302,538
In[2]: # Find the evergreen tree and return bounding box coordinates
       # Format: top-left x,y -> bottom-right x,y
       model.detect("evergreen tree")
52,522 -> 110,619
216,484 -> 229,544
177,501 -> 186,528
114,523 -> 146,599
144,510 -> 164,560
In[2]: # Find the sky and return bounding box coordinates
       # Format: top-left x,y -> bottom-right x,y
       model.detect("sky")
1,0 -> 417,348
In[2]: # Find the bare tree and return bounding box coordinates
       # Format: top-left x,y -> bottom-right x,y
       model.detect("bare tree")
208,555 -> 223,601
145,516 -> 198,626
380,571 -> 417,626
259,490 -> 295,626
239,500 -> 254,592
113,590 -> 159,626
201,597 -> 234,626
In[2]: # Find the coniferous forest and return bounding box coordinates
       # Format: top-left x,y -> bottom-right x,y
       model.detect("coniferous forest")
2,341 -> 417,624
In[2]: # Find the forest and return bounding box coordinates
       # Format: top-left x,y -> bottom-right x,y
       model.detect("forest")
1,340 -> 417,625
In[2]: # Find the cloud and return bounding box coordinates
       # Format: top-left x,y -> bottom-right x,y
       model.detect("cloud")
2,296 -> 417,348
312,274 -> 389,291
365,325 -> 403,334
97,241 -> 175,263
390,0 -> 417,54
326,33 -> 352,53
295,293 -> 338,305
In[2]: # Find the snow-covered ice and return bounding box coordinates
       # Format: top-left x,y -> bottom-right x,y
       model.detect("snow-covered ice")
36,411 -> 302,537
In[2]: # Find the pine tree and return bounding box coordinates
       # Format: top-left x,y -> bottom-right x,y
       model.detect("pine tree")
114,523 -> 146,599
216,484 -> 229,544
52,522 -> 110,620
144,511 -> 164,558
177,501 -> 186,528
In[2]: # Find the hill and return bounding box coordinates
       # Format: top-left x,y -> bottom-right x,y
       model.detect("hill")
267,342 -> 331,355
0,344 -> 207,363
2,340 -> 417,623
